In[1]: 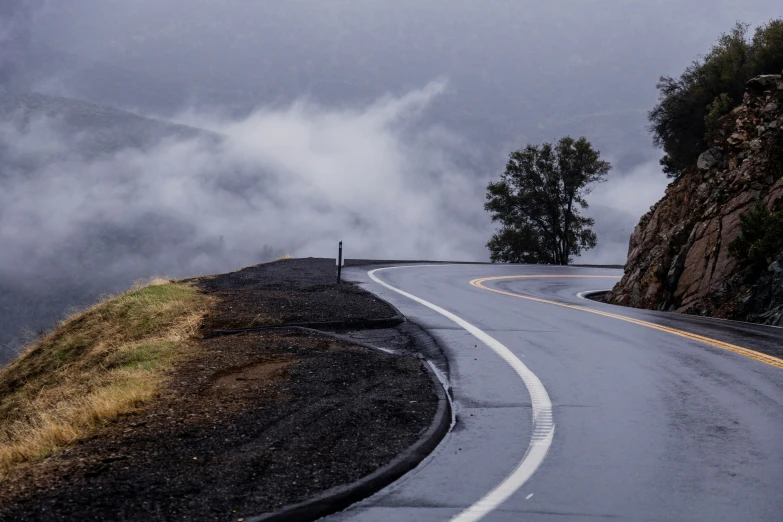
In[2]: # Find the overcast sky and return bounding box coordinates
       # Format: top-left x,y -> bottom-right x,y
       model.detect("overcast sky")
18,0 -> 777,261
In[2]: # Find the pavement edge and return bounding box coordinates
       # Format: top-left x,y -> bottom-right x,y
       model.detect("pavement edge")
246,355 -> 452,522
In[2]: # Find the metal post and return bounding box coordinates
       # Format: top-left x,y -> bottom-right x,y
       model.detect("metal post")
337,241 -> 343,284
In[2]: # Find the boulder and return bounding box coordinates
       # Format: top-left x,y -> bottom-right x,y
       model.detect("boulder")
696,148 -> 721,171
746,75 -> 780,93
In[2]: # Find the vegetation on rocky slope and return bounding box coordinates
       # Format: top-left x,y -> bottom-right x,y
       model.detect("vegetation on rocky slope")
649,20 -> 783,177
607,72 -> 783,325
607,18 -> 783,325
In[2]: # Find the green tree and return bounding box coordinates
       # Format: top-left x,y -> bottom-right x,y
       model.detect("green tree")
752,19 -> 783,76
649,19 -> 783,178
485,136 -> 611,265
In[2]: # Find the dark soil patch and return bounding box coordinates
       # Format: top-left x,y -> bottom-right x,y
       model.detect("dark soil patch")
0,259 -> 440,521
194,258 -> 397,331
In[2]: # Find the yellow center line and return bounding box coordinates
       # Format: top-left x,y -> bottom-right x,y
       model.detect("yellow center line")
470,275 -> 783,371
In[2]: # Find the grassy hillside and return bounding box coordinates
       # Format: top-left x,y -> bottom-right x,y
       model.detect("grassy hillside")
0,280 -> 209,479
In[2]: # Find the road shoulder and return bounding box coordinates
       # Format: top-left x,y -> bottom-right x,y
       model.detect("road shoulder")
0,259 -> 447,521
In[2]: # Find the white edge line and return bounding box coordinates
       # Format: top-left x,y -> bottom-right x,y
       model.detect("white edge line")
367,266 -> 554,522
425,359 -> 457,428
576,289 -> 612,301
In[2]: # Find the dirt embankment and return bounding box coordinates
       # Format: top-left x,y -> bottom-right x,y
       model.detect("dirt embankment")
0,259 -> 441,522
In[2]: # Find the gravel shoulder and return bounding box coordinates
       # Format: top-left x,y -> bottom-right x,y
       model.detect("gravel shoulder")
0,259 -> 442,521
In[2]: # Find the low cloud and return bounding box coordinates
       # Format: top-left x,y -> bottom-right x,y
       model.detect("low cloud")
0,82 -> 493,354
579,160 -> 668,264
1,81 -> 489,271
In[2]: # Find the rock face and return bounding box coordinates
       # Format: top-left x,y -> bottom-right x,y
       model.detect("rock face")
606,74 -> 783,326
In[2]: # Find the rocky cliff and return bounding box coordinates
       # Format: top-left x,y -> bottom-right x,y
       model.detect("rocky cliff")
606,73 -> 783,325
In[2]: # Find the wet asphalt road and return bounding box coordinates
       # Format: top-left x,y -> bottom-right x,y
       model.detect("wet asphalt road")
328,263 -> 783,522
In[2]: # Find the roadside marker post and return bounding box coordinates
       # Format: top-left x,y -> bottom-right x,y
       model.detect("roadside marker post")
336,241 -> 344,284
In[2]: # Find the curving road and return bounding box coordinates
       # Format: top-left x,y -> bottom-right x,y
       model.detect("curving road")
327,263 -> 783,522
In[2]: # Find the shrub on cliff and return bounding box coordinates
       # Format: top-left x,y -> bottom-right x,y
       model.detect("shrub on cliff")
729,203 -> 783,276
770,126 -> 783,180
649,19 -> 783,178
704,93 -> 734,144
485,136 -> 611,265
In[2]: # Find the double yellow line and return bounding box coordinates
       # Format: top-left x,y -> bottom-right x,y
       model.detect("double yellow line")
470,275 -> 783,371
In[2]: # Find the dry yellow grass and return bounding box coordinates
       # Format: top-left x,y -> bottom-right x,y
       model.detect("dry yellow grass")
0,280 -> 209,479
275,254 -> 294,261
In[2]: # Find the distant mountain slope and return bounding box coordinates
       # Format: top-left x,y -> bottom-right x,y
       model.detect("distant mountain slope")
0,89 -> 211,157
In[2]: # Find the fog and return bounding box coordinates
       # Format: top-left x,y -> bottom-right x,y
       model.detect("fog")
0,1 -> 780,358
1,81 -> 485,271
